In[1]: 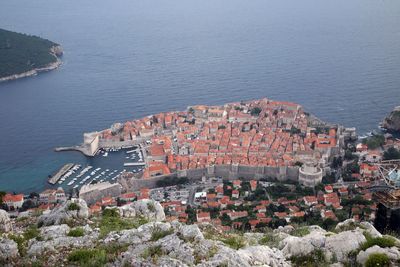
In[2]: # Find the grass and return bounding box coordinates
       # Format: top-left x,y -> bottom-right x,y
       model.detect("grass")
291,227 -> 310,237
220,235 -> 246,250
335,221 -> 365,232
150,227 -> 174,241
141,245 -> 163,259
365,253 -> 390,267
259,230 -> 281,248
98,208 -> 148,238
67,202 -> 80,211
67,227 -> 85,237
360,232 -> 396,251
9,226 -> 41,256
290,249 -> 327,267
68,248 -> 107,267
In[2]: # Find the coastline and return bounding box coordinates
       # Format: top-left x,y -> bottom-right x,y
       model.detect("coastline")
0,45 -> 63,83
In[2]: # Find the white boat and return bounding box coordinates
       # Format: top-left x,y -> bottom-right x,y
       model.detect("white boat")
103,152 -> 108,157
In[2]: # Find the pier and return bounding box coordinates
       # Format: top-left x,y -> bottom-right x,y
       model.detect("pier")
54,145 -> 97,157
124,162 -> 146,167
48,163 -> 74,185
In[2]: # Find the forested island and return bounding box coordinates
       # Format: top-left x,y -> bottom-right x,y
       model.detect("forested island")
0,28 -> 63,82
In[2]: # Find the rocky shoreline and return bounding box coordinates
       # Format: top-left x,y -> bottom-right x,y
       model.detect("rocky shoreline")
0,45 -> 63,83
382,106 -> 400,134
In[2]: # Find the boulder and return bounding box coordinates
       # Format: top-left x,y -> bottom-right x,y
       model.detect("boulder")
325,230 -> 367,262
280,226 -> 326,257
38,199 -> 89,227
118,199 -> 165,221
178,224 -> 204,242
237,245 -> 291,267
0,210 -> 12,233
0,238 -> 19,260
40,224 -> 70,240
360,221 -> 382,238
357,245 -> 400,266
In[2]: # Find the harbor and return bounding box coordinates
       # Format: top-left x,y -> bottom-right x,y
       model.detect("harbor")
47,145 -> 146,193
47,163 -> 74,185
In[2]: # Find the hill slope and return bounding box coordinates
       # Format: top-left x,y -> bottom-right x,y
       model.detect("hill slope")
0,28 -> 62,81
1,199 -> 400,266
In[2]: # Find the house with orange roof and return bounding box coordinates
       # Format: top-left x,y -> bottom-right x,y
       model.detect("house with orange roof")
324,185 -> 333,193
197,212 -> 211,223
303,196 -> 318,206
228,211 -> 248,220
120,192 -> 137,202
3,193 -> 24,210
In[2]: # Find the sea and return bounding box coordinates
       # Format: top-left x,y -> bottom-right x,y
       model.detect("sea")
0,0 -> 399,193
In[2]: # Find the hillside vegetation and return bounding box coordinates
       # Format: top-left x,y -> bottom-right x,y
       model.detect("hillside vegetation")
0,28 -> 61,78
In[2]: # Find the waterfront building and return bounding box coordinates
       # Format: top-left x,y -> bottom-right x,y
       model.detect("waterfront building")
3,193 -> 24,210
39,187 -> 66,204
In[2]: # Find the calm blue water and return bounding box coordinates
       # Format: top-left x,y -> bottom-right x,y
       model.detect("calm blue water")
0,0 -> 399,193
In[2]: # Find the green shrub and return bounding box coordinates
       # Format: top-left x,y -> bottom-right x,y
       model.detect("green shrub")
68,248 -> 107,267
99,211 -> 148,238
150,227 -> 174,241
259,233 -> 281,247
141,245 -> 163,259
290,249 -> 327,267
24,226 -> 40,240
361,233 -> 396,251
365,253 -> 390,267
68,202 -> 80,211
291,227 -> 310,237
221,235 -> 245,250
67,227 -> 85,237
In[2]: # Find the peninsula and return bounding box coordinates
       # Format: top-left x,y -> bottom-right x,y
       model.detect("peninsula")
62,98 -> 352,187
0,28 -> 63,82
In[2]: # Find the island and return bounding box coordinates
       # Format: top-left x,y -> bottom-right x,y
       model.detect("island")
0,28 -> 63,82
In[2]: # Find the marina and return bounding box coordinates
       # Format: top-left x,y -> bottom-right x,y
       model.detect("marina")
49,146 -> 146,192
47,163 -> 74,185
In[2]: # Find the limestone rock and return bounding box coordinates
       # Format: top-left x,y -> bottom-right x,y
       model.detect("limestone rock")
237,245 -> 291,267
178,224 -> 204,242
279,226 -> 326,258
38,199 -> 89,226
325,230 -> 367,262
0,210 -> 12,233
118,199 -> 165,221
0,238 -> 19,260
357,245 -> 400,266
40,224 -> 70,240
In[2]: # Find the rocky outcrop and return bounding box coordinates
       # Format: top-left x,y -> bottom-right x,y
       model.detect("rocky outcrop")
382,106 -> 400,133
0,210 -> 12,233
0,238 -> 19,261
3,198 -> 400,266
117,199 -> 165,221
324,230 -> 367,262
357,245 -> 400,266
27,224 -> 98,256
38,199 -> 89,227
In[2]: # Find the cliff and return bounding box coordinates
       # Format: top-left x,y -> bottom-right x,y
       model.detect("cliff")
382,106 -> 400,133
1,200 -> 399,267
0,28 -> 63,82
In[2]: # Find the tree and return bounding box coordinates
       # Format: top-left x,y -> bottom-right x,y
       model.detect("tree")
383,147 -> 400,160
250,107 -> 262,116
362,134 -> 385,149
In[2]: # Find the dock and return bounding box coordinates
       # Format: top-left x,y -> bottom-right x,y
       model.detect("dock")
124,162 -> 146,167
48,163 -> 74,185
